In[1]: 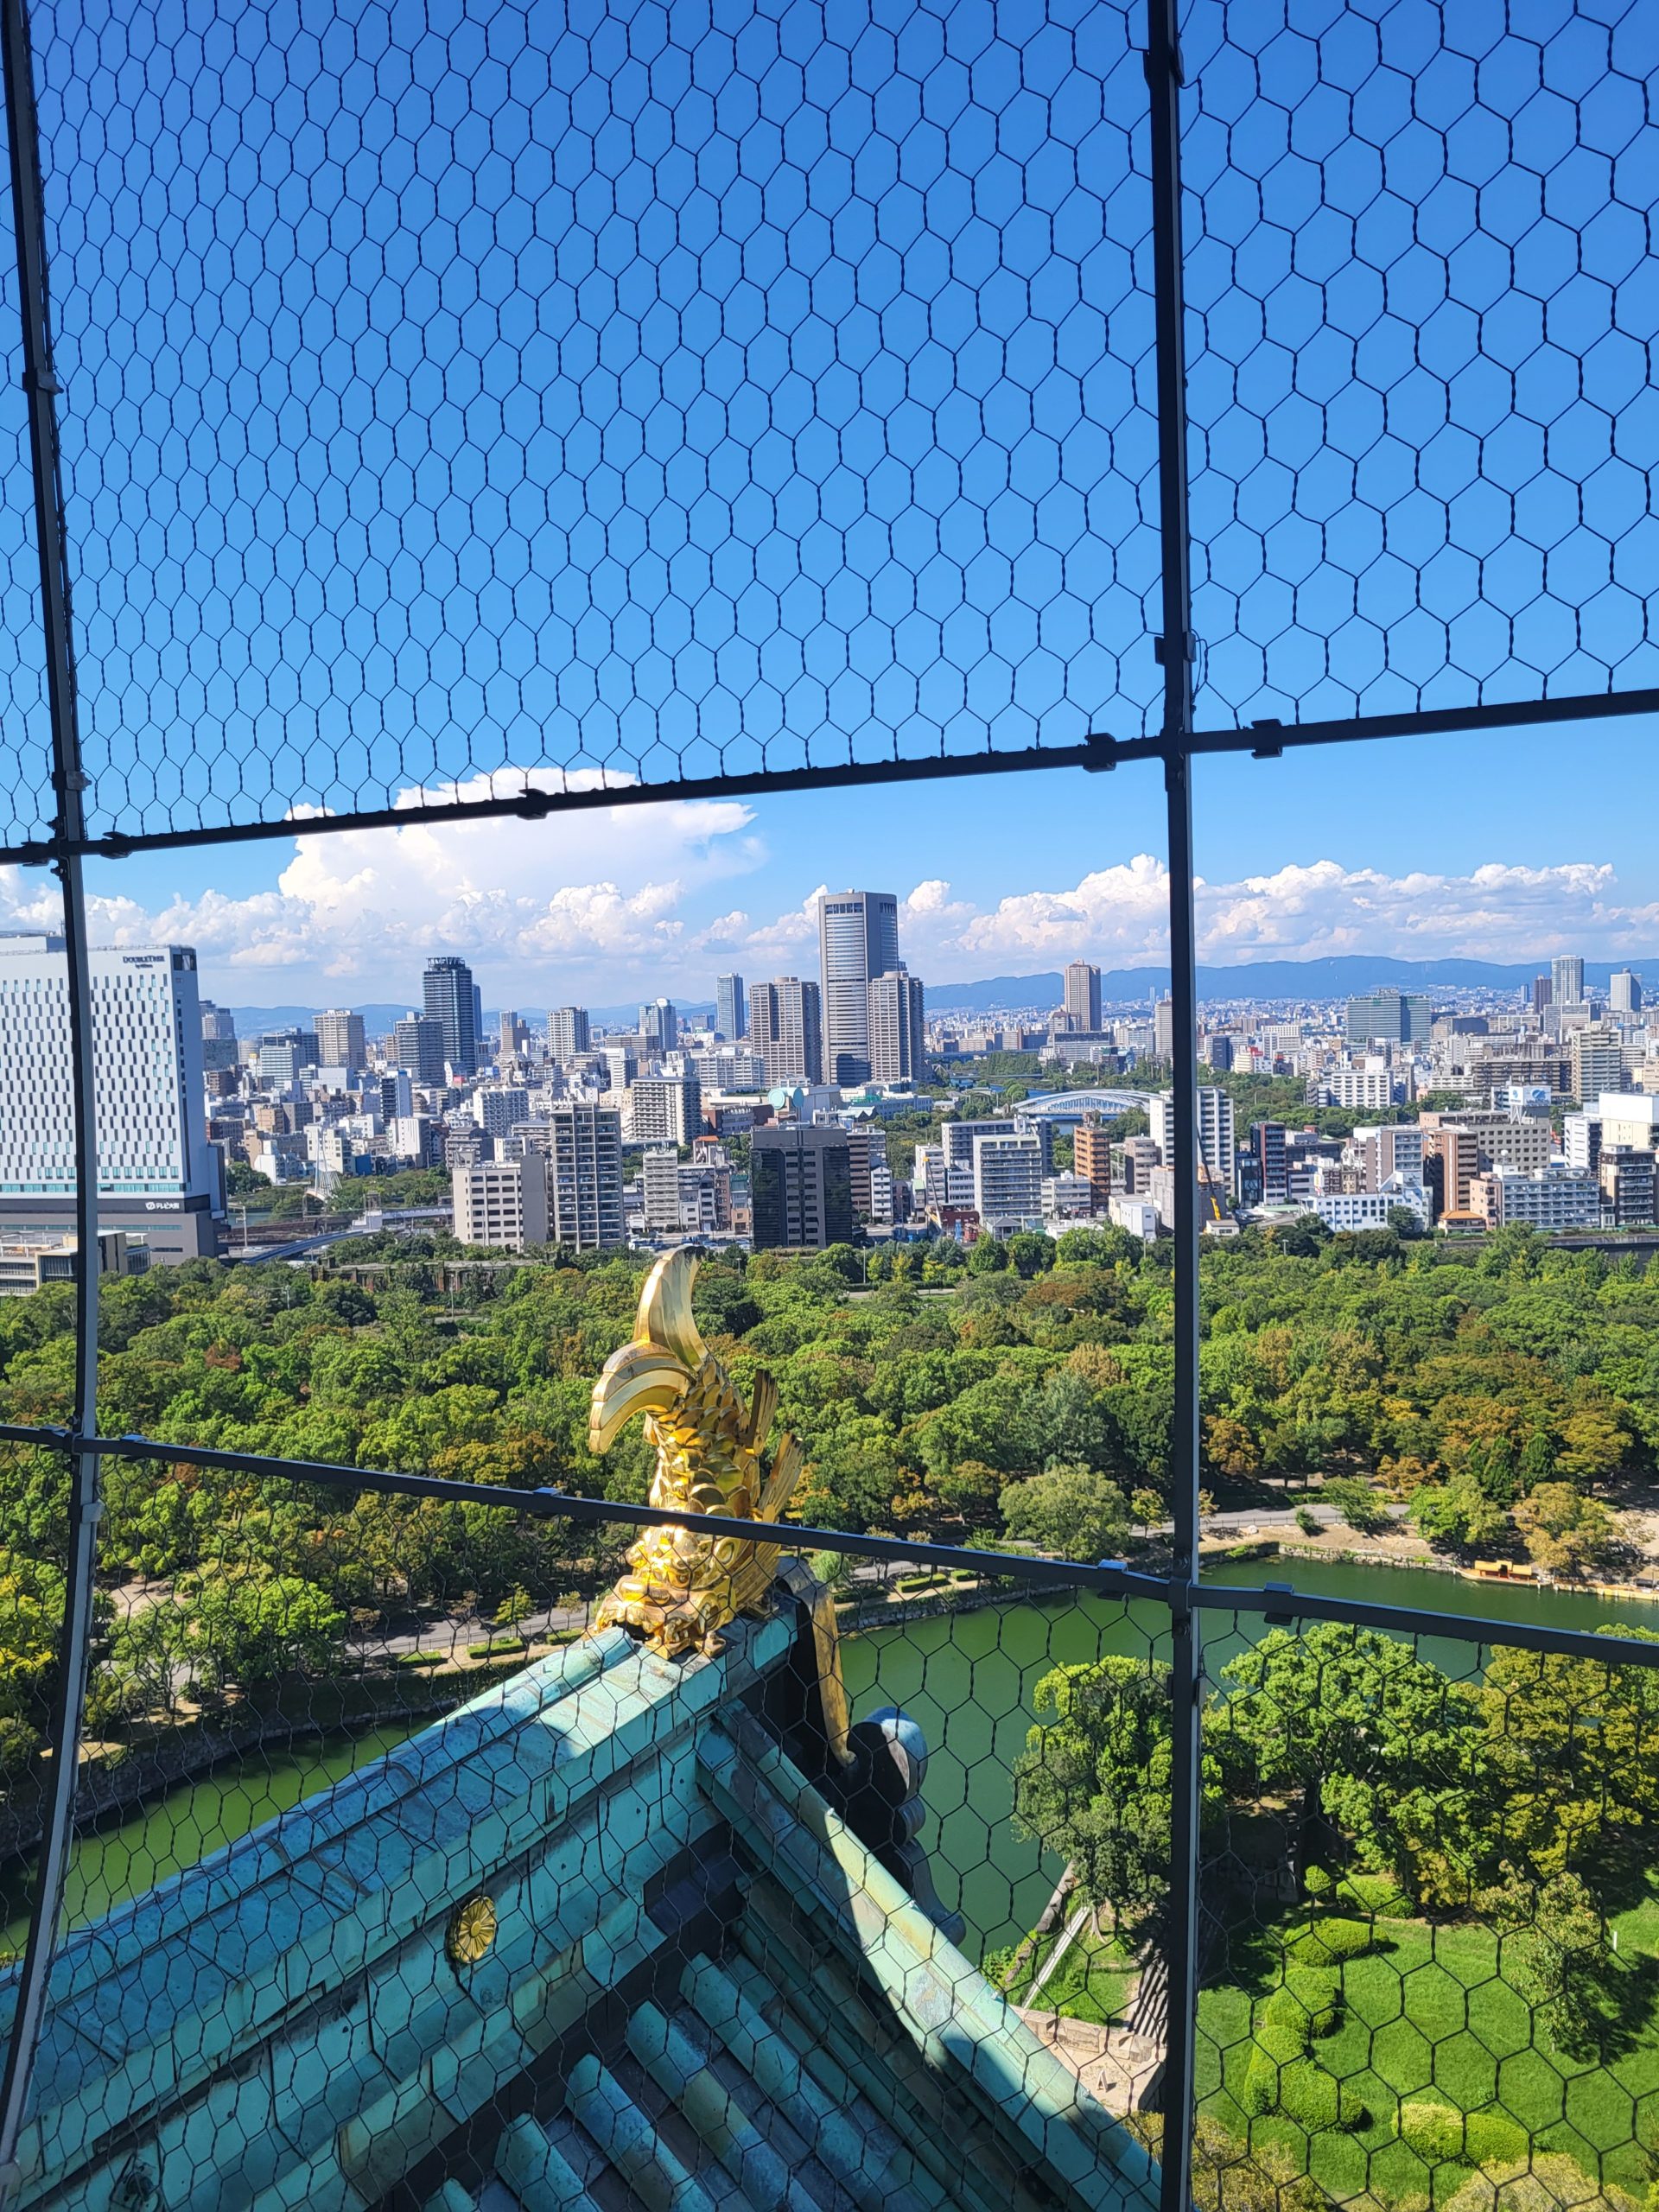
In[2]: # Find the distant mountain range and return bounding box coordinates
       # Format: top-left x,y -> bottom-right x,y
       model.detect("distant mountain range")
925,956 -> 1657,1014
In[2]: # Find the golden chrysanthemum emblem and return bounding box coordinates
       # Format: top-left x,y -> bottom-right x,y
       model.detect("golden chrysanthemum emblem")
445,1893 -> 497,1966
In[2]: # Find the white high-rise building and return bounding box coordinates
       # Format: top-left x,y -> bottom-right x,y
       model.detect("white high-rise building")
1475,1166 -> 1600,1231
1610,969 -> 1643,1014
1552,954 -> 1586,1009
972,1132 -> 1046,1231
547,1103 -> 625,1249
452,1154 -> 549,1251
1572,1028 -> 1625,1105
0,937 -> 219,1262
548,1007 -> 591,1058
1149,1089 -> 1237,1197
472,1086 -> 531,1140
316,1009 -> 365,1071
1314,1067 -> 1401,1111
625,1075 -> 702,1145
1351,1123 -> 1424,1191
817,890 -> 899,1084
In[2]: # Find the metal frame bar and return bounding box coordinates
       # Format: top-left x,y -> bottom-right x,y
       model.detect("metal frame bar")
0,0 -> 101,2181
2,1421 -> 1654,1669
1145,1 -> 1203,2196
1202,1580 -> 1659,1667
2,681 -> 1656,867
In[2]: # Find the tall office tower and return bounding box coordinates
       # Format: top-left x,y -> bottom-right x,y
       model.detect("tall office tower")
867,968 -> 925,1084
1064,959 -> 1102,1033
1344,989 -> 1433,1047
1552,954 -> 1586,1008
750,1124 -> 855,1249
639,997 -> 677,1052
391,1013 -> 447,1085
752,976 -> 824,1086
548,1006 -> 591,1058
0,938 -> 218,1262
1532,975 -> 1552,1014
200,1000 -> 238,1041
1611,969 -> 1643,1014
1154,996 -> 1176,1061
316,1009 -> 366,1071
499,1010 -> 531,1058
1073,1112 -> 1112,1211
546,1103 -> 625,1248
817,889 -> 899,1083
473,982 -> 485,1054
1150,1088 -> 1237,1195
423,955 -> 478,1075
715,974 -> 747,1043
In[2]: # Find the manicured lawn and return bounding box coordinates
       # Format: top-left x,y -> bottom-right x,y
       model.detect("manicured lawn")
1006,1920 -> 1135,2028
1198,1891 -> 1659,2206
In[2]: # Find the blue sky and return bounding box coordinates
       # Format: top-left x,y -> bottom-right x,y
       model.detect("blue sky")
10,706 -> 1645,1008
0,0 -> 1647,1006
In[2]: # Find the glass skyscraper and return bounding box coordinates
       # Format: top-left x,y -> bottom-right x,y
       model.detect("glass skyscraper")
423,955 -> 478,1075
817,890 -> 899,1084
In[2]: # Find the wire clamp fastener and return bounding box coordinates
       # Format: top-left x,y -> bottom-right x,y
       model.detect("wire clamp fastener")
1141,41 -> 1185,88
1263,1580 -> 1296,1626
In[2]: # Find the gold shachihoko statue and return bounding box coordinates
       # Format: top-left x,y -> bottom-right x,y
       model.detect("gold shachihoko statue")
588,1249 -> 804,1659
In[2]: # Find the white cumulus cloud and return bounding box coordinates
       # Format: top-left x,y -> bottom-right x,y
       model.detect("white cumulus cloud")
7,777 -> 1654,1005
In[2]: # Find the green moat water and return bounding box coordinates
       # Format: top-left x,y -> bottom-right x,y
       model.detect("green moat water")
7,1558 -> 1655,1959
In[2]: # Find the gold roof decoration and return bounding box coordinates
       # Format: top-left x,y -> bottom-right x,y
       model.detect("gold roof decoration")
588,1249 -> 805,1659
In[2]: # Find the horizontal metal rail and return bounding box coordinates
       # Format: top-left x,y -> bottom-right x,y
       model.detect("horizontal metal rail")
1193,1578 -> 1659,1667
3,681 -> 1656,867
0,740 -> 1112,865
80,1430 -> 1171,1601
0,1421 -> 1641,1668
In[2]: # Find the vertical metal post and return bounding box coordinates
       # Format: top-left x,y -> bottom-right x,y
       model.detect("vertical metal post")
1146,0 -> 1200,2204
0,0 -> 100,2184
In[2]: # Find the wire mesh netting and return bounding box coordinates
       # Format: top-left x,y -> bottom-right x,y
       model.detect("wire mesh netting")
0,0 -> 1649,856
9,1497 -> 1182,2209
1183,0 -> 1659,730
15,0 -> 1158,853
0,1440 -> 73,1950
1197,1607 -> 1659,2212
